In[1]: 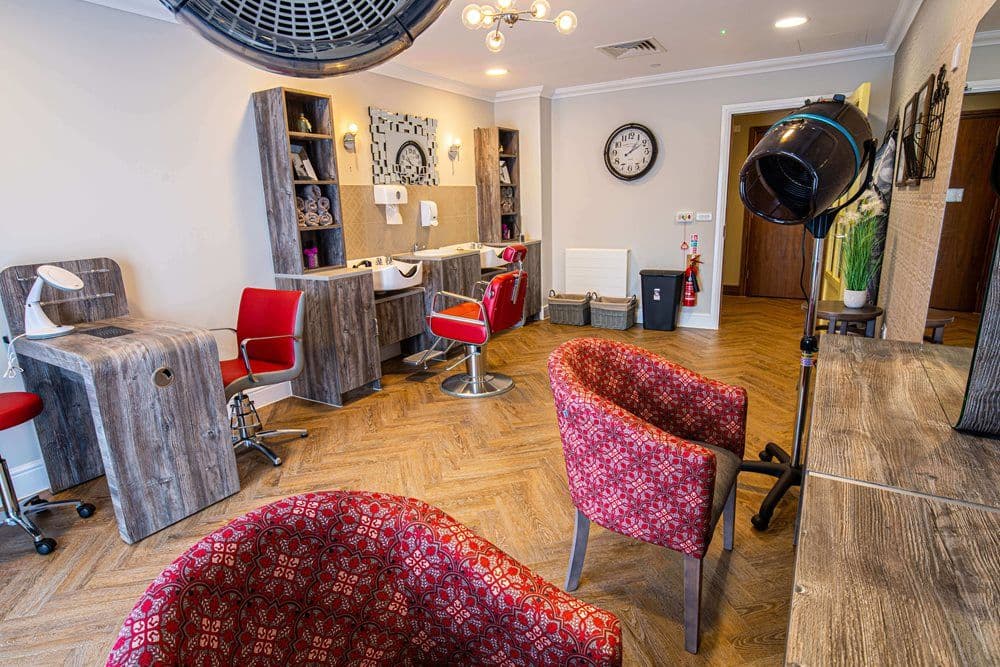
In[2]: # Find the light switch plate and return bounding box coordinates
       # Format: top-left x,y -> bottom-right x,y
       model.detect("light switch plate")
946,188 -> 965,203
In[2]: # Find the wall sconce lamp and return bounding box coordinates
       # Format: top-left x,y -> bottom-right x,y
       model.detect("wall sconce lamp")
448,137 -> 462,162
343,123 -> 359,153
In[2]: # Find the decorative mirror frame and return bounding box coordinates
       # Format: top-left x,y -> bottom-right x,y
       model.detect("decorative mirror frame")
369,107 -> 440,186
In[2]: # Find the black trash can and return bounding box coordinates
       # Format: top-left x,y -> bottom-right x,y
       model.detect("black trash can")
640,269 -> 685,331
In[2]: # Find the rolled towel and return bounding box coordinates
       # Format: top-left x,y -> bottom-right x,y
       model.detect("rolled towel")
295,196 -> 306,212
305,199 -> 319,213
300,184 -> 321,200
317,196 -> 331,212
305,211 -> 320,227
318,212 -> 334,226
297,210 -> 307,226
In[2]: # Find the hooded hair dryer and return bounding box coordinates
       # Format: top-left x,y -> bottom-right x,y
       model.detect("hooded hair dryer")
736,95 -> 877,534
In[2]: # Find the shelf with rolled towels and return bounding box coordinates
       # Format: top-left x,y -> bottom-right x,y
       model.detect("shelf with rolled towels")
296,184 -> 338,229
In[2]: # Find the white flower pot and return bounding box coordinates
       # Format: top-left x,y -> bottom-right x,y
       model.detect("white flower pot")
844,289 -> 867,309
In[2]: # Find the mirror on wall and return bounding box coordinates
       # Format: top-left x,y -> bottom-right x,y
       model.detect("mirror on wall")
368,107 -> 441,187
927,2 -> 1000,436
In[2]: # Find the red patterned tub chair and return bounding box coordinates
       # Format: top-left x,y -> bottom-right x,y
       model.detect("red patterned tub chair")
548,338 -> 747,654
106,491 -> 622,666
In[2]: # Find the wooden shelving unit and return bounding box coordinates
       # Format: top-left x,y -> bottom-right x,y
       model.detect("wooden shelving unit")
252,87 -> 346,275
475,126 -> 521,244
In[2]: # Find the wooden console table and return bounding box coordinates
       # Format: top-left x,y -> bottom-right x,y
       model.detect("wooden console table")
1,259 -> 239,543
787,336 -> 1000,665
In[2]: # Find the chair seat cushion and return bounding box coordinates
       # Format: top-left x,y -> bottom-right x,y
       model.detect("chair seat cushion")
698,441 -> 741,530
220,358 -> 294,389
428,302 -> 489,345
0,392 -> 43,431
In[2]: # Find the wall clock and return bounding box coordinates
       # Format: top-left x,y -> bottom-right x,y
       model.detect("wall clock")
396,140 -> 428,184
605,123 -> 658,181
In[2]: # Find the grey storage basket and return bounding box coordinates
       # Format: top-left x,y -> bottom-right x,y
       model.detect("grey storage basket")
548,290 -> 594,326
591,295 -> 638,330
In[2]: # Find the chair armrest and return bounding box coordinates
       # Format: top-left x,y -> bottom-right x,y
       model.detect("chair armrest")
550,373 -> 719,559
430,291 -> 486,320
237,334 -> 300,383
472,280 -> 490,300
208,327 -> 237,336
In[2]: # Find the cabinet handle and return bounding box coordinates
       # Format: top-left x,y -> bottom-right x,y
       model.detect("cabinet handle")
373,317 -> 380,339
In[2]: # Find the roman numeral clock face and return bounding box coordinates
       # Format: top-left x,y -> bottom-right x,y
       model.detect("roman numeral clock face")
604,124 -> 658,181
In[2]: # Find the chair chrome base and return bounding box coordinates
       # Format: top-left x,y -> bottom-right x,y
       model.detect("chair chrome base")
440,343 -> 515,398
1,454 -> 94,555
441,372 -> 515,398
230,393 -> 308,466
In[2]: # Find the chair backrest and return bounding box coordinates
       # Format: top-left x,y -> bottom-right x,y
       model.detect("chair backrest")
502,244 -> 528,263
235,288 -> 304,367
483,270 -> 528,335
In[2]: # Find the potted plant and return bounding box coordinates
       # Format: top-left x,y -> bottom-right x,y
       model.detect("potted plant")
840,193 -> 885,308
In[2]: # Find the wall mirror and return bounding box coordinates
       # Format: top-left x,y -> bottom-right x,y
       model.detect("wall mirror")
927,2 -> 1000,436
369,107 -> 440,186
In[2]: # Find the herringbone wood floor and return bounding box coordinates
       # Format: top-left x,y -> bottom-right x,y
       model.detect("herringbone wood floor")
1,297 -> 843,665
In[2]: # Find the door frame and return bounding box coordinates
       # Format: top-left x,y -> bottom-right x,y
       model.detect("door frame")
709,94 -> 832,328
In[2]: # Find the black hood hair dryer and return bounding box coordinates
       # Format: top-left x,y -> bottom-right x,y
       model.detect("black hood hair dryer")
737,95 -> 877,535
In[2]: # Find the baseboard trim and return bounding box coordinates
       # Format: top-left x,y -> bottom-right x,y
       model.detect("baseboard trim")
11,459 -> 50,501
242,381 -> 292,407
723,285 -> 742,296
679,311 -> 717,330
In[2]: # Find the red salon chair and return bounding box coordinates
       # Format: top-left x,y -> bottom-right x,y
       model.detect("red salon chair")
427,245 -> 528,398
0,392 -> 95,555
214,288 -> 307,467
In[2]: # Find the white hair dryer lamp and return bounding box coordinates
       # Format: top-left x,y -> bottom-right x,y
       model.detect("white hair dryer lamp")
24,265 -> 84,340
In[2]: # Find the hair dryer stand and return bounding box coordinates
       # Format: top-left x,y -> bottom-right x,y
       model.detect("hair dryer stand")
739,212 -> 836,533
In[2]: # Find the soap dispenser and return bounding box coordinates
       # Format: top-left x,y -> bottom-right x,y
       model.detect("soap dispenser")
420,200 -> 439,227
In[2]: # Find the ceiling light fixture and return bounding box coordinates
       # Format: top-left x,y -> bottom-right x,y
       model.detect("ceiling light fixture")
774,16 -> 808,29
486,67 -> 510,76
462,1 -> 577,53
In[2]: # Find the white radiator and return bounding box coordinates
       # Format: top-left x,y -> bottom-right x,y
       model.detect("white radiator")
565,248 -> 630,297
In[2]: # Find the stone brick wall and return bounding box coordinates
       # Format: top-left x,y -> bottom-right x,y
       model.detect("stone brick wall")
878,0 -> 994,341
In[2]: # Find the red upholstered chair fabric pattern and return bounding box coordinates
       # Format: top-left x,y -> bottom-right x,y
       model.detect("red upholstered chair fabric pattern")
548,338 -> 748,559
235,287 -> 301,367
0,392 -> 43,432
106,491 -> 622,667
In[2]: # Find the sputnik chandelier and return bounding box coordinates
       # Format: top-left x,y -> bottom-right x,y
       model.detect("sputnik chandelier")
461,1 -> 578,53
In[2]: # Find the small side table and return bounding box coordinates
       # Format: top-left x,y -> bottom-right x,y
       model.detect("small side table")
925,309 -> 957,344
810,300 -> 884,338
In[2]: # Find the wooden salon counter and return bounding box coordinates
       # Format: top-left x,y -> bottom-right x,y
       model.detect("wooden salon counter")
786,336 -> 999,665
13,318 -> 239,544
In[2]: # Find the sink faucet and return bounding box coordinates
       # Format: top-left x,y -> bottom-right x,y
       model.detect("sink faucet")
413,243 -> 426,252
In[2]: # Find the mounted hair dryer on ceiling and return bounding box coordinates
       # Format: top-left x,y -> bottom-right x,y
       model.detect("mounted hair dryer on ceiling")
158,0 -> 452,78
737,94 -> 877,534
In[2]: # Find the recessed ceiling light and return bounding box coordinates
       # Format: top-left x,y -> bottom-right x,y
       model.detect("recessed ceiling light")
774,16 -> 808,29
486,67 -> 509,76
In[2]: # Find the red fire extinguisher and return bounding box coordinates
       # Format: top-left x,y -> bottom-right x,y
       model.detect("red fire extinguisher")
683,254 -> 702,307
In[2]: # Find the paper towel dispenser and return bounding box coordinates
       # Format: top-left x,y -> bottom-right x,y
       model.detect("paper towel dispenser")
374,185 -> 407,225
420,201 -> 439,227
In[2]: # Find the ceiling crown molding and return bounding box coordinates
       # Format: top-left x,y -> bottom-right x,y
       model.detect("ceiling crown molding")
884,0 -> 924,52
495,86 -> 552,102
370,62 -> 496,102
548,44 -> 892,100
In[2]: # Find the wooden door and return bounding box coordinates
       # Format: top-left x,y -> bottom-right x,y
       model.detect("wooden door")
331,273 -> 381,391
931,110 -> 1000,312
742,125 -> 815,299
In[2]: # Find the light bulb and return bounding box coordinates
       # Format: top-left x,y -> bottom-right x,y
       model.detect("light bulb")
497,0 -> 514,9
486,30 -> 506,53
482,8 -> 497,27
347,123 -> 359,134
774,16 -> 808,28
554,10 -> 577,34
529,0 -> 550,19
453,138 -> 462,147
462,3 -> 485,29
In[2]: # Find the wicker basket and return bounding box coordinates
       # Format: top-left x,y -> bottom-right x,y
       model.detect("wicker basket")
591,295 -> 638,330
548,290 -> 593,326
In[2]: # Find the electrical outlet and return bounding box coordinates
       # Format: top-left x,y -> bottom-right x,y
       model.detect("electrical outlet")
676,211 -> 694,222
695,212 -> 713,222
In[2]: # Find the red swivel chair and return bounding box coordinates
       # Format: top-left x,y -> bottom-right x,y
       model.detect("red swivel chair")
213,288 -> 307,467
0,392 -> 95,555
107,491 -> 622,666
548,338 -> 747,654
427,244 -> 528,398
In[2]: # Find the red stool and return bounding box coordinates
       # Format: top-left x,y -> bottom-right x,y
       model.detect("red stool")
0,392 -> 95,555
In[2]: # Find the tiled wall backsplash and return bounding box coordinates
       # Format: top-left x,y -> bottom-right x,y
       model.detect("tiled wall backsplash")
341,185 -> 479,260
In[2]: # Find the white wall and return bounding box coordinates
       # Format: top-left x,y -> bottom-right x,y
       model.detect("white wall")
0,0 -> 493,496
549,57 -> 895,326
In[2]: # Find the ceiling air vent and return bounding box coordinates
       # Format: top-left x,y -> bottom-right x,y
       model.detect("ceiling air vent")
159,0 -> 451,78
596,37 -> 667,60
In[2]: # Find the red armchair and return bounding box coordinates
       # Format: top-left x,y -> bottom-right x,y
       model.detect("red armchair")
548,338 -> 747,654
107,490 -> 622,666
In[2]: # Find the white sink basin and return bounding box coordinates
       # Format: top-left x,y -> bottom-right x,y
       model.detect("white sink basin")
349,257 -> 423,292
411,248 -> 455,258
441,243 -> 509,269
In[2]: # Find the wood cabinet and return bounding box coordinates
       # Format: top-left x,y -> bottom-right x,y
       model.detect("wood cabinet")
375,288 -> 426,348
396,252 -> 480,348
253,87 -> 346,275
475,127 -> 521,243
484,240 -> 543,321
276,271 -> 380,407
